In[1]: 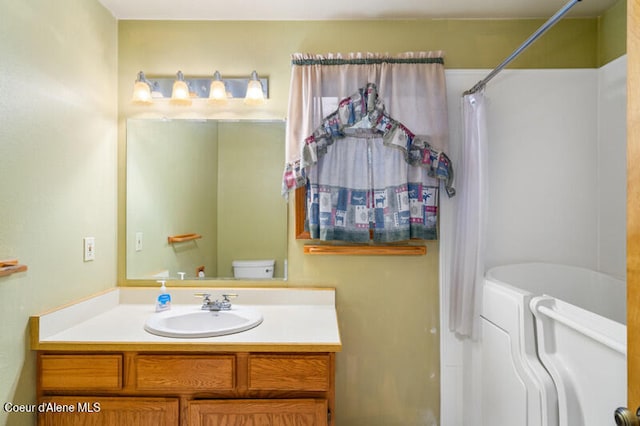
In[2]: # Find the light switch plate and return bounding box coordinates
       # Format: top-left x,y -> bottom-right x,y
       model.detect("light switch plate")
83,237 -> 95,261
135,232 -> 143,252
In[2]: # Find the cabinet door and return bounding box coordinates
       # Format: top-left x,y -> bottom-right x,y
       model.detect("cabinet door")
38,396 -> 178,426
188,399 -> 328,426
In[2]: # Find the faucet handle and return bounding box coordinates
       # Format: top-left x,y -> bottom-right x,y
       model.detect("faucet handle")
194,292 -> 212,302
221,293 -> 238,301
220,293 -> 238,309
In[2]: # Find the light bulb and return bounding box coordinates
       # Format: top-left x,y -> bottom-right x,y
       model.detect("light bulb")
244,71 -> 265,105
132,81 -> 152,104
170,71 -> 192,106
208,71 -> 227,103
131,71 -> 152,105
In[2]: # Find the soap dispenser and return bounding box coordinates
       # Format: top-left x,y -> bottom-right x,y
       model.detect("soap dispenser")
156,280 -> 172,312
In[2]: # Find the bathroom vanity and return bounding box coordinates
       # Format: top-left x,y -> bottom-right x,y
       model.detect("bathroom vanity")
30,287 -> 341,426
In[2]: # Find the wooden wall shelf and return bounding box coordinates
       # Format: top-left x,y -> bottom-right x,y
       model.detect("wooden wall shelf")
167,233 -> 202,244
303,245 -> 426,256
0,259 -> 28,277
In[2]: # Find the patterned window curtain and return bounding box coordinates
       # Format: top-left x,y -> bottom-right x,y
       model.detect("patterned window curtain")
282,52 -> 454,242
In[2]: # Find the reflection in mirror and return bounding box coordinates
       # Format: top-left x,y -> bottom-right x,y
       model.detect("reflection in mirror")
126,119 -> 287,280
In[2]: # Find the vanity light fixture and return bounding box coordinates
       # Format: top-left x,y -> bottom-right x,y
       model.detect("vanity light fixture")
170,71 -> 192,106
131,70 -> 269,106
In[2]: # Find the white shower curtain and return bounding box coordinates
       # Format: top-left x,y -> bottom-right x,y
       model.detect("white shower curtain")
448,91 -> 488,337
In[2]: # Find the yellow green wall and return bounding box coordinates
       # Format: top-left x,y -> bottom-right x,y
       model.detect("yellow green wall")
117,18 -> 602,122
118,8 -> 625,424
0,0 -> 117,425
598,0 -> 627,64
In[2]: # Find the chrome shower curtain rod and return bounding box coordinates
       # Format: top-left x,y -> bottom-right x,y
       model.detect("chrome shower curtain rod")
463,0 -> 582,95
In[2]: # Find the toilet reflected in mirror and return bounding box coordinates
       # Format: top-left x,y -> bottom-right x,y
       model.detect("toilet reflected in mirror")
232,260 -> 275,279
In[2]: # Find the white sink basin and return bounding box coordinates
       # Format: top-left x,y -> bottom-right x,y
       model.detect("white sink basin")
144,306 -> 263,338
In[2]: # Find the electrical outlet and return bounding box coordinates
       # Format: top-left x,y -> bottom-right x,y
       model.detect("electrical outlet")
83,237 -> 95,261
135,232 -> 143,252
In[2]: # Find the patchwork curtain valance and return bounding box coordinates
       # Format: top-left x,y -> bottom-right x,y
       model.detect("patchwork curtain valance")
282,51 -> 454,242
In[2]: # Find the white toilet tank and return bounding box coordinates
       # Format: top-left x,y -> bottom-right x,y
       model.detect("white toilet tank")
232,260 -> 275,279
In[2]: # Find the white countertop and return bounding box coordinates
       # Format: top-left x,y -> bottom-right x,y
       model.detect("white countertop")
31,287 -> 342,352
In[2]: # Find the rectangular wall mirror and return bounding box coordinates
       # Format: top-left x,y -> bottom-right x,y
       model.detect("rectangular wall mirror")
126,119 -> 287,280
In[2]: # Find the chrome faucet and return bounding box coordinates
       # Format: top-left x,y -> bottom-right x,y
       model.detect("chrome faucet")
195,293 -> 237,311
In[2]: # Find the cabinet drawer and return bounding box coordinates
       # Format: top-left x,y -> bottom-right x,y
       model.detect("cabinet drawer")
135,355 -> 235,391
40,354 -> 122,391
249,354 -> 330,391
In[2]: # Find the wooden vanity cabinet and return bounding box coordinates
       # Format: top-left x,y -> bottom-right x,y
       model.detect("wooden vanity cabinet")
36,351 -> 335,426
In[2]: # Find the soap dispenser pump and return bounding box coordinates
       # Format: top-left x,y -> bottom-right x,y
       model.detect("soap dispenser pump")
156,280 -> 172,312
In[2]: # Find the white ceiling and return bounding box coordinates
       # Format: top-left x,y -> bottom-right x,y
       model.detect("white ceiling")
98,0 -> 618,21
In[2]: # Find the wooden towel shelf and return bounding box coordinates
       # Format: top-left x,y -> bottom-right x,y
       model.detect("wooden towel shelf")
168,233 -> 202,244
0,259 -> 28,277
303,245 -> 426,256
